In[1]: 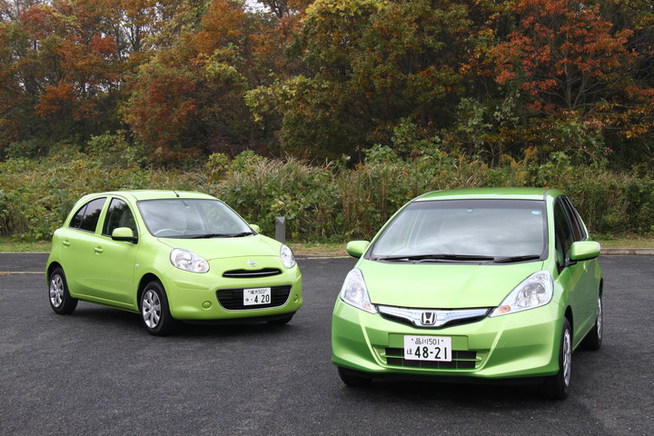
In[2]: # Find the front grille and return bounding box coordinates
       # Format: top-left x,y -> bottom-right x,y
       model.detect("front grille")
385,348 -> 477,369
378,305 -> 490,329
216,285 -> 291,310
222,268 -> 282,278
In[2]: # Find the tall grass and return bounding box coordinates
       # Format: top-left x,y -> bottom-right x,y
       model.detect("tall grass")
1,149 -> 652,241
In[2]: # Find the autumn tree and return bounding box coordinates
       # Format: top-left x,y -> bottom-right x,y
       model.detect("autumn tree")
247,0 -> 473,159
490,0 -> 634,114
124,0 -> 284,161
0,0 -> 124,151
480,0 -> 645,161
596,0 -> 654,163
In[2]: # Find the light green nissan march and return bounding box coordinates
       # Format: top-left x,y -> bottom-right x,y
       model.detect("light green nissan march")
47,190 -> 302,335
332,188 -> 602,399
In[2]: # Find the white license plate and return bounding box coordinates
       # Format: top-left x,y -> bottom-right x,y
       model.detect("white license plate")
243,288 -> 271,306
404,336 -> 452,361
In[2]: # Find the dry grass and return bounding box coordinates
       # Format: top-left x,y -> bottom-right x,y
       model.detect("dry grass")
0,238 -> 51,252
595,236 -> 654,249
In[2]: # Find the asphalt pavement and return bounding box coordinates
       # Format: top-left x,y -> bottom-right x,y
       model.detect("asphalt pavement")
0,254 -> 652,435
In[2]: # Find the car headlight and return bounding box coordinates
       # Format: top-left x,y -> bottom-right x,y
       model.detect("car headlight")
340,268 -> 377,314
490,270 -> 553,317
170,248 -> 209,273
280,244 -> 295,269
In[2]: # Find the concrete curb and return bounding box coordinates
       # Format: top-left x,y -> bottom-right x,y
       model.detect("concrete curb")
600,248 -> 654,256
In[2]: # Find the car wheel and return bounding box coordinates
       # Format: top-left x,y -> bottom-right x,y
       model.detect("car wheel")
140,281 -> 176,336
580,295 -> 603,351
543,318 -> 572,400
338,367 -> 372,387
267,314 -> 294,326
48,267 -> 78,314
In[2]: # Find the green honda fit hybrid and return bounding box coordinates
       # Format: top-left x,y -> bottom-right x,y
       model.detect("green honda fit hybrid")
331,188 -> 602,399
46,190 -> 302,335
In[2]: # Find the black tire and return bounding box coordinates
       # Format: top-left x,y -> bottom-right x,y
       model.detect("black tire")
338,367 -> 372,387
267,313 -> 294,326
543,318 -> 572,400
580,295 -> 603,351
48,267 -> 78,315
140,281 -> 177,336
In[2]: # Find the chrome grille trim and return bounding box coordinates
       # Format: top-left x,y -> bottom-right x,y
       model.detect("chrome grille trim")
377,305 -> 490,328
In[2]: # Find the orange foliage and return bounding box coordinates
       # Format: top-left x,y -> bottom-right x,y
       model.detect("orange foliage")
125,65 -> 200,154
488,0 -> 634,115
36,82 -> 75,117
193,0 -> 245,55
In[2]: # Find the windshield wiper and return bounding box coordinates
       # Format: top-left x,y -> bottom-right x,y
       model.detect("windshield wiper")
230,231 -> 254,237
191,233 -> 233,239
493,254 -> 541,263
374,254 -> 496,262
191,231 -> 254,239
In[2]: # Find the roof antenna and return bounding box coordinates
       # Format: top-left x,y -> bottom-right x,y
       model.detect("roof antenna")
173,190 -> 180,198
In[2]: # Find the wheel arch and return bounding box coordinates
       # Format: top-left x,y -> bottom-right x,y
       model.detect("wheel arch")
137,273 -> 163,309
47,261 -> 63,279
564,306 -> 573,340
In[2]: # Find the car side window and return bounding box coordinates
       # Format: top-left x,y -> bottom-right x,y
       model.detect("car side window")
562,197 -> 587,241
69,204 -> 87,229
554,199 -> 574,266
69,198 -> 106,232
102,198 -> 138,237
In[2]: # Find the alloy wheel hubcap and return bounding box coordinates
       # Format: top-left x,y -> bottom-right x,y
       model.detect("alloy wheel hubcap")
142,290 -> 161,329
563,329 -> 572,387
49,275 -> 64,307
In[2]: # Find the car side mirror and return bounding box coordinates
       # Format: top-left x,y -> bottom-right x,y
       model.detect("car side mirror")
249,224 -> 261,233
569,241 -> 600,261
346,240 -> 370,258
112,227 -> 137,243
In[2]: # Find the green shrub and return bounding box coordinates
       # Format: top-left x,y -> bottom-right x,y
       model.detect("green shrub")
217,155 -> 340,240
0,149 -> 652,241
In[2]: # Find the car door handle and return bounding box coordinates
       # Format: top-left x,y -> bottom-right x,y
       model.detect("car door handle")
62,240 -> 71,247
94,246 -> 103,254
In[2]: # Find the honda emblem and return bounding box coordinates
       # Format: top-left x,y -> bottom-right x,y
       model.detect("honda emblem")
421,311 -> 436,325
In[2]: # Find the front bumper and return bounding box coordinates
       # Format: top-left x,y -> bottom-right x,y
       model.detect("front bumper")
331,299 -> 563,380
160,258 -> 303,321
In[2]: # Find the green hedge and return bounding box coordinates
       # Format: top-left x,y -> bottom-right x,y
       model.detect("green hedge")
1,147 -> 652,241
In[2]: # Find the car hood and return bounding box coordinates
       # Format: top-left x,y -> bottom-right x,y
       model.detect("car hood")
157,234 -> 280,260
358,259 -> 545,308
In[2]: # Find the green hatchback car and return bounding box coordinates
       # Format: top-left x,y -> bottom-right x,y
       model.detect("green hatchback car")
46,190 -> 302,335
332,188 -> 602,399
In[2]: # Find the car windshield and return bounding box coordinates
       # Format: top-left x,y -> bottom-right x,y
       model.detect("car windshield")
370,199 -> 547,262
137,199 -> 253,238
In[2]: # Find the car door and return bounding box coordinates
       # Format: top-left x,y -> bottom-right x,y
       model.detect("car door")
562,196 -> 598,335
58,197 -> 107,297
553,198 -> 589,344
87,197 -> 140,307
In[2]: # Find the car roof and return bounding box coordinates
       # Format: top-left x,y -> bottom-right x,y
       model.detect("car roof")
414,187 -> 561,202
83,190 -> 216,202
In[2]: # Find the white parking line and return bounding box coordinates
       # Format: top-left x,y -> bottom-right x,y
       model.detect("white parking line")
0,271 -> 44,275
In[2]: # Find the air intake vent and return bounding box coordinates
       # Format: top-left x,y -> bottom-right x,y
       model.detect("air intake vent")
216,286 -> 291,310
385,348 -> 477,369
222,268 -> 282,278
